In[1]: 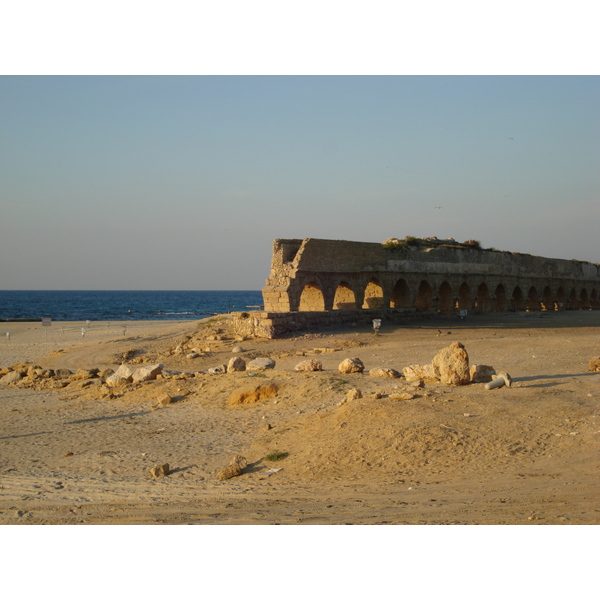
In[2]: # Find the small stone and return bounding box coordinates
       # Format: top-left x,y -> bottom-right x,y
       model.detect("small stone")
150,463 -> 170,479
346,388 -> 362,401
338,358 -> 365,374
403,364 -> 437,383
470,364 -> 496,383
132,364 -> 163,383
294,359 -> 323,372
389,392 -> 414,400
247,358 -> 276,371
232,346 -> 244,353
156,393 -> 173,407
227,356 -> 246,372
369,367 -> 401,378
208,365 -> 227,375
0,371 -> 22,384
589,357 -> 600,372
217,455 -> 248,480
186,352 -> 200,359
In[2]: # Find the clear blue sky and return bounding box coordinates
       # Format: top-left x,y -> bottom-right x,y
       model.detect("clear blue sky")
1,75 -> 598,290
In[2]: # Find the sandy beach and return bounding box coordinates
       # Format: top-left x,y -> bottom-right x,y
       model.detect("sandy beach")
1,311 -> 599,525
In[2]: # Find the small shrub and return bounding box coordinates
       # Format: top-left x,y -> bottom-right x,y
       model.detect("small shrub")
265,450 -> 289,461
404,236 -> 419,247
463,240 -> 481,249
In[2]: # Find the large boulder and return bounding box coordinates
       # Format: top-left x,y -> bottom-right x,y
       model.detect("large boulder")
338,358 -> 365,374
432,342 -> 470,385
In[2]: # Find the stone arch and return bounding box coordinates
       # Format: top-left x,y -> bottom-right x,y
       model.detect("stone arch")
391,278 -> 411,308
299,282 -> 325,311
416,280 -> 433,311
475,282 -> 491,313
458,282 -> 471,311
362,278 -> 385,309
333,282 -> 357,310
567,288 -> 578,310
511,286 -> 525,311
541,286 -> 554,311
493,284 -> 507,312
526,286 -> 541,311
580,289 -> 589,310
556,287 -> 566,310
438,281 -> 454,315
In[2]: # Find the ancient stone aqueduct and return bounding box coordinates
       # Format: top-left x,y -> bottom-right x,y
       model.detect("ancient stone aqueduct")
233,237 -> 600,339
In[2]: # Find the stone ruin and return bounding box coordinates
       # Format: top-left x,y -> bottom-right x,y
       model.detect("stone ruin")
233,237 -> 600,339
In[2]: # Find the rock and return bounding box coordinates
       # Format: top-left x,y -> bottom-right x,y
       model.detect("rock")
346,388 -> 362,401
432,342 -> 470,386
294,359 -> 323,372
208,365 -> 227,375
156,393 -> 173,407
71,368 -> 99,381
150,463 -> 170,479
338,357 -> 365,374
227,357 -> 246,372
589,357 -> 600,372
403,364 -> 437,383
0,371 -> 22,384
410,379 -> 425,388
186,352 -> 200,359
232,346 -> 244,353
389,391 -> 414,400
369,367 -> 401,378
228,383 -> 279,405
131,363 -> 163,383
247,358 -> 276,371
217,455 -> 247,480
54,368 -> 73,379
470,364 -> 496,383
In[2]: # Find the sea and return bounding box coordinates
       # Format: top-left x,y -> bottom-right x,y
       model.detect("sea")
0,290 -> 264,322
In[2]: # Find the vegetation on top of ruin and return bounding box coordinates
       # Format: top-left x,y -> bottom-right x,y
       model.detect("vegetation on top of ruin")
382,237 -> 488,252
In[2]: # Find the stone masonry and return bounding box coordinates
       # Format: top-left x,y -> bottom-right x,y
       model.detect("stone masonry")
233,237 -> 600,338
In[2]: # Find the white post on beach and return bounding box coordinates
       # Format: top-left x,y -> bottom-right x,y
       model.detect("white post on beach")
81,327 -> 87,337
372,318 -> 381,335
5,331 -> 10,342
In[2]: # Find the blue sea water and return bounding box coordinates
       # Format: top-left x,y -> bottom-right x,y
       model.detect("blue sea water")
0,290 -> 264,322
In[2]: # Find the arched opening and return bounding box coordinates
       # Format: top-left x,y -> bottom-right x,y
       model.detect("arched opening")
541,286 -> 554,311
591,290 -> 599,310
416,280 -> 433,311
362,279 -> 385,309
333,282 -> 357,310
556,287 -> 566,310
458,282 -> 471,311
391,279 -> 411,308
476,282 -> 490,313
526,287 -> 541,311
438,282 -> 454,315
493,284 -> 507,312
298,282 -> 325,311
580,289 -> 589,310
567,288 -> 578,310
511,286 -> 525,311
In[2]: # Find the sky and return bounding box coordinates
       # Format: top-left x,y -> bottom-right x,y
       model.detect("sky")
1,75 -> 598,290
0,4 -> 598,291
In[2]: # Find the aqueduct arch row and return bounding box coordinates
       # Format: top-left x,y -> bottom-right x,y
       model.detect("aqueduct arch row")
233,238 -> 599,338
288,276 -> 599,314
262,238 -> 600,315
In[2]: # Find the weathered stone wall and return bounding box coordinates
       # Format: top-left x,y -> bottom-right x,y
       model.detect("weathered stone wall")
238,237 -> 600,338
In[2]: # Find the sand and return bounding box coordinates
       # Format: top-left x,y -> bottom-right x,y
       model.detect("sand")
1,311 -> 599,525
